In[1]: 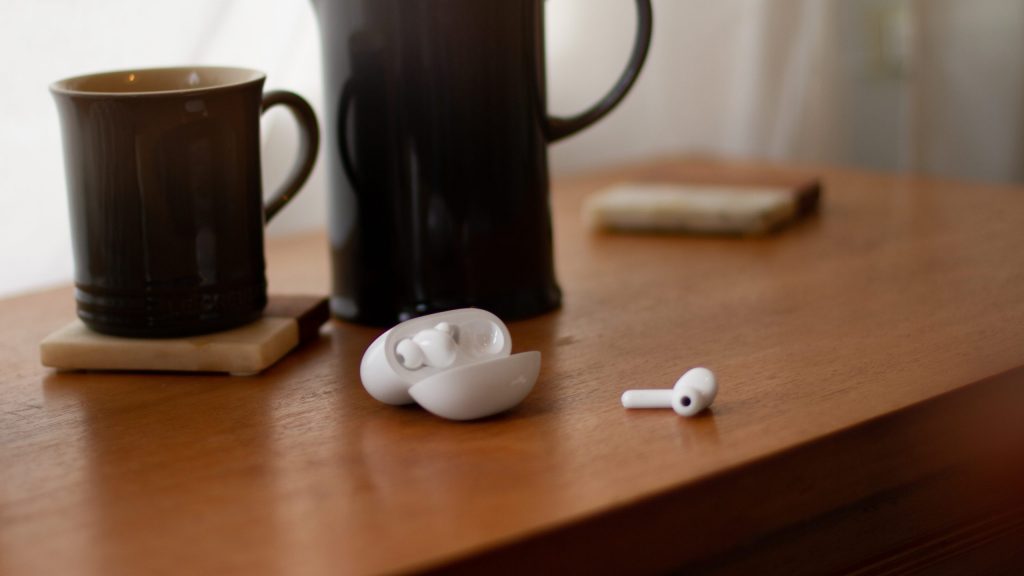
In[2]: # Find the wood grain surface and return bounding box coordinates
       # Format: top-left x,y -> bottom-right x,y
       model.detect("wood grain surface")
3,157 -> 1024,575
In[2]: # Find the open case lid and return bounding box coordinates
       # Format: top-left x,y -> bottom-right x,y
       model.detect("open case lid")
360,309 -> 540,420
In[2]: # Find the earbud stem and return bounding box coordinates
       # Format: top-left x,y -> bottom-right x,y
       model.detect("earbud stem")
621,389 -> 673,409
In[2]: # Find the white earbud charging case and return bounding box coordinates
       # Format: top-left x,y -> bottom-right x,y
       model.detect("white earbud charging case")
360,308 -> 540,421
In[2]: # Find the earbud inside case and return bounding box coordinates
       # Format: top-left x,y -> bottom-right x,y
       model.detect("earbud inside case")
360,308 -> 540,421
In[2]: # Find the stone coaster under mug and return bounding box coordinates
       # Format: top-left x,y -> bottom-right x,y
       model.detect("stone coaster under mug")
39,296 -> 329,376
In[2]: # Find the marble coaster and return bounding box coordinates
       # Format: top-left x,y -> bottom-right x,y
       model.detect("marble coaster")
39,295 -> 329,376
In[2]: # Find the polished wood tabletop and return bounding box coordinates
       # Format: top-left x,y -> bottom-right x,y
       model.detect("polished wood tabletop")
3,157 -> 1024,575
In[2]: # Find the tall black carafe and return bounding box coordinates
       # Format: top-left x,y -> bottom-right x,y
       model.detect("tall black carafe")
312,0 -> 653,325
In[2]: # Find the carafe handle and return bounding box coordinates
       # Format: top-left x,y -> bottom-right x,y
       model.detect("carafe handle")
545,0 -> 653,142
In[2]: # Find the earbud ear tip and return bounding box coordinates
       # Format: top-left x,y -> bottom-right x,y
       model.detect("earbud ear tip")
361,332 -> 415,405
412,327 -> 457,368
671,387 -> 708,417
396,338 -> 425,369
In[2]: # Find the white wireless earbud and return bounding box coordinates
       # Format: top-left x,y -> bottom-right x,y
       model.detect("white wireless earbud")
621,367 -> 717,417
395,323 -> 458,370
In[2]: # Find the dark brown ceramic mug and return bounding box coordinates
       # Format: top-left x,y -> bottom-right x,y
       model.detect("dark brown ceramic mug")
51,67 -> 319,337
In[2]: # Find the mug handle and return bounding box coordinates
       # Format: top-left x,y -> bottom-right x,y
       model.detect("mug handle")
544,0 -> 653,142
261,90 -> 321,221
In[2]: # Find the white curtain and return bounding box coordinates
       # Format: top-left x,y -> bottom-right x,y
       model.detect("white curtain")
546,0 -> 843,171
547,0 -> 1024,180
912,0 -> 1024,182
2,0 -> 1023,298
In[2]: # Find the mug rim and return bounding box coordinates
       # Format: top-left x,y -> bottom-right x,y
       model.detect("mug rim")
49,65 -> 266,98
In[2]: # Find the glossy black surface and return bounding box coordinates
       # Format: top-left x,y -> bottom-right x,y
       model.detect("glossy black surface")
315,0 -> 652,326
316,0 -> 562,325
51,70 -> 320,337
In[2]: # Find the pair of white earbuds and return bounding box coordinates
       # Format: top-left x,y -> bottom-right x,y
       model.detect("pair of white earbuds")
621,367 -> 717,417
366,310 -> 717,420
397,327 -> 719,417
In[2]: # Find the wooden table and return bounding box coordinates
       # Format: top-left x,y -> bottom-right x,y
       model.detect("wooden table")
3,158 -> 1024,575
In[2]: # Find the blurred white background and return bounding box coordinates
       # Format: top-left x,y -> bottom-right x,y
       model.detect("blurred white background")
2,0 -> 1023,298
